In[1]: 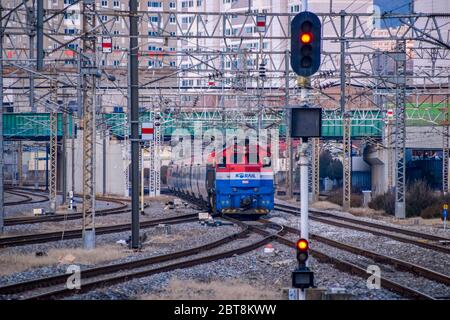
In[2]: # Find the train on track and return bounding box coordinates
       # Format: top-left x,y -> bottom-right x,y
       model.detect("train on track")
167,141 -> 274,218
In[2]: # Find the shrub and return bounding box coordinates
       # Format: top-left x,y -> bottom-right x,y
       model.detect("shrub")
369,191 -> 395,215
420,193 -> 450,219
405,180 -> 436,217
369,180 -> 437,217
420,204 -> 441,219
327,188 -> 363,208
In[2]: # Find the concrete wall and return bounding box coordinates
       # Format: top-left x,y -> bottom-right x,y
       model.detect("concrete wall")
406,126 -> 445,149
66,131 -> 127,196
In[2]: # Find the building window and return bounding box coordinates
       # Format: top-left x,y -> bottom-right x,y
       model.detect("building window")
150,16 -> 159,23
181,1 -> 194,8
113,1 -> 119,7
290,5 -> 300,13
169,61 -> 176,67
169,2 -> 176,9
101,0 -> 108,7
113,60 -> 120,66
64,28 -> 77,34
169,16 -> 176,24
197,0 -> 202,6
101,15 -> 108,22
148,1 -> 161,8
148,31 -> 158,36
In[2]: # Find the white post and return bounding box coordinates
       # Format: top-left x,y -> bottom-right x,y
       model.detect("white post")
300,139 -> 309,245
141,146 -> 145,213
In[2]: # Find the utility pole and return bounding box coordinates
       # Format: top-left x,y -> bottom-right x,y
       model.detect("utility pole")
394,40 -> 406,219
81,0 -> 97,248
129,0 -> 140,249
0,5 -> 4,233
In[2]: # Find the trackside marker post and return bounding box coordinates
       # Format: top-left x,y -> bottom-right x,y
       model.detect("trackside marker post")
443,204 -> 448,230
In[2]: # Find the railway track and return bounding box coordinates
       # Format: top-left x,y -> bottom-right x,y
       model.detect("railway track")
0,214 -> 198,248
3,188 -> 130,226
2,190 -> 445,300
4,189 -> 48,207
170,192 -> 448,300
0,219 -> 283,300
4,197 -> 129,226
262,221 -> 448,300
274,203 -> 450,254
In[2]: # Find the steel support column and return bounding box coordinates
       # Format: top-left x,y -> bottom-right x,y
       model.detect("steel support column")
443,115 -> 449,195
36,0 -> 43,71
0,6 -> 4,233
49,106 -> 58,212
27,3 -> 36,112
343,114 -> 351,210
149,113 -> 155,197
18,141 -> 23,187
386,120 -> 393,191
394,40 -> 407,219
34,145 -> 39,188
82,0 -> 97,248
340,11 -> 351,210
129,0 -> 140,249
61,111 -> 67,204
155,118 -> 161,196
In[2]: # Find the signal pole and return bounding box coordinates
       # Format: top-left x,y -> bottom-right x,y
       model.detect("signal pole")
299,138 -> 309,243
129,0 -> 140,249
290,8 -> 321,300
0,6 -> 4,233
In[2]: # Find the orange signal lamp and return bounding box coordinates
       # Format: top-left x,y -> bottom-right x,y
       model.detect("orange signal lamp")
297,239 -> 308,251
300,33 -> 312,44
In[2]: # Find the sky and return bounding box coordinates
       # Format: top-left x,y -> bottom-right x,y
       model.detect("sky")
374,0 -> 412,28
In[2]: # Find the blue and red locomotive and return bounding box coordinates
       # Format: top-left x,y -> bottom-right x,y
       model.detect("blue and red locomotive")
167,142 -> 274,217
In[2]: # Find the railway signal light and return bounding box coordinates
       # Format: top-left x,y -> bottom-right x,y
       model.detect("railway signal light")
292,238 -> 314,289
290,11 -> 322,77
296,238 -> 309,267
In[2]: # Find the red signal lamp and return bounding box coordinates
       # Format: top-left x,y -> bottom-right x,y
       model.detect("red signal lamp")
300,32 -> 312,44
